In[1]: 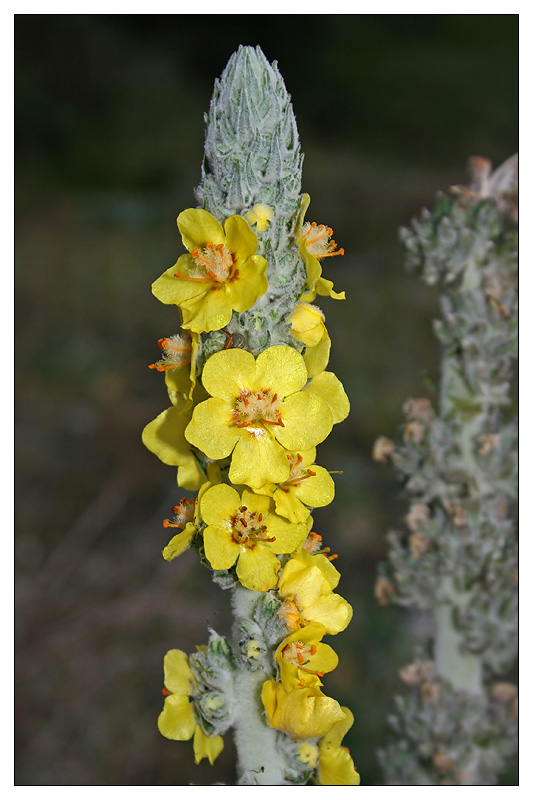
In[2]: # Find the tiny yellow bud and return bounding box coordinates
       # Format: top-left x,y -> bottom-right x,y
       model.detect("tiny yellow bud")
246,203 -> 274,232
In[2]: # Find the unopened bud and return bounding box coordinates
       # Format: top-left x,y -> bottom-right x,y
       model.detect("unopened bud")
372,436 -> 395,462
374,576 -> 395,606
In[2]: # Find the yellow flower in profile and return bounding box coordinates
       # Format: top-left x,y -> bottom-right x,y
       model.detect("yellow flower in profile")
245,203 -> 274,232
257,448 -> 335,524
278,545 -> 353,635
143,342 -> 209,490
289,302 -> 328,348
316,706 -> 360,785
303,334 -> 350,427
296,194 -> 346,303
261,678 -> 346,740
200,484 -> 307,591
161,479 -> 216,562
152,208 -> 268,333
149,332 -> 199,409
185,345 -> 334,489
274,621 -> 339,691
158,649 -> 224,766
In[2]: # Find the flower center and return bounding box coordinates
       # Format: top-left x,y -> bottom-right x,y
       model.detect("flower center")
282,640 -> 318,666
232,389 -> 284,429
163,497 -> 196,529
149,333 -> 192,371
278,597 -> 303,632
189,242 -> 235,282
230,505 -> 275,546
279,453 -> 316,490
301,221 -> 344,259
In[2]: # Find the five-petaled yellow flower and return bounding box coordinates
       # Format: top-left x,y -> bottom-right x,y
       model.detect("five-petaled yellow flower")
289,302 -> 328,348
185,345 -> 334,489
295,194 -> 346,303
278,544 -> 353,635
274,621 -> 338,691
257,448 -> 335,524
158,649 -> 224,766
261,678 -> 346,740
200,483 -> 307,591
152,208 -> 268,333
316,706 -> 361,785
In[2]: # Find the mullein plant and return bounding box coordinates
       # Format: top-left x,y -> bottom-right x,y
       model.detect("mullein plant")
142,45 -> 359,786
373,155 -> 518,785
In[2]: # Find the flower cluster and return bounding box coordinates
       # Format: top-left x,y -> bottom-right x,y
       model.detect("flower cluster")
144,189 -> 356,782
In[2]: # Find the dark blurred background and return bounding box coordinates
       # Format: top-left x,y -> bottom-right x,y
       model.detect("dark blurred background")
15,14 -> 518,786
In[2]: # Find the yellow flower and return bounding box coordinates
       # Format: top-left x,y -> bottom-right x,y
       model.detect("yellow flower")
148,332 -> 199,410
296,194 -> 346,303
296,742 -> 320,769
316,706 -> 360,785
161,480 -> 215,562
158,649 -> 224,766
257,448 -> 335,524
245,203 -> 274,232
274,621 -> 339,691
200,484 -> 307,591
143,344 -> 209,490
261,678 -> 346,739
289,302 -> 328,348
278,546 -> 353,635
142,404 -> 204,490
152,208 -> 268,333
302,335 -> 350,426
185,345 -> 334,490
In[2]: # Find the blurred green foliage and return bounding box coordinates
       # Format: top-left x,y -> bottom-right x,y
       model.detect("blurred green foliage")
15,14 -> 517,786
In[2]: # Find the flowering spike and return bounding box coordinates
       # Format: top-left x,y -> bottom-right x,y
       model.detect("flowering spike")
145,45 -> 355,786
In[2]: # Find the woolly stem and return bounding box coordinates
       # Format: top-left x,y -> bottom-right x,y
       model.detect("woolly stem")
230,585 -> 289,785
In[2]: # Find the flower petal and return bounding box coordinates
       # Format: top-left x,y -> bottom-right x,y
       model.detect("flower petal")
152,258 -> 208,306
263,514 -> 308,555
142,407 -> 192,467
261,680 -> 346,739
235,545 -> 281,591
177,460 -> 208,491
200,483 -> 240,527
306,372 -> 350,425
272,489 -> 310,524
177,208 -> 225,252
317,745 -> 360,785
162,523 -> 197,561
255,345 -> 308,399
229,428 -> 290,489
158,694 -> 197,741
203,524 -> 240,571
185,398 -> 240,459
201,348 -> 257,402
276,392 -> 333,451
163,649 -> 195,696
304,336 -> 331,378
193,726 -> 224,766
293,466 -> 335,509
225,255 -> 268,312
179,285 -> 233,333
223,214 -> 259,263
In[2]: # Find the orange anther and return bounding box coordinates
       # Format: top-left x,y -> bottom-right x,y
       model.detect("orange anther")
328,554 -> 339,562
162,687 -> 171,697
310,645 -> 317,656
